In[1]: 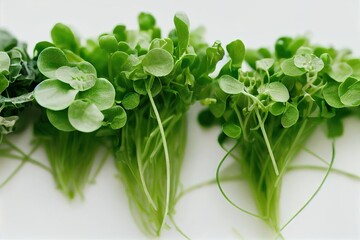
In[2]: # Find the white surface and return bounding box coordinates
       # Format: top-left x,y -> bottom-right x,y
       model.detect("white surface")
0,0 -> 360,239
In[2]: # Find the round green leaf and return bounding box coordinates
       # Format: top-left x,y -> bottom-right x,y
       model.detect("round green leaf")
323,82 -> 344,108
294,54 -> 324,72
328,62 -> 353,82
122,92 -> 140,110
34,79 -> 78,111
77,78 -> 115,110
266,82 -> 289,102
138,12 -> 156,31
149,38 -> 174,55
281,58 -> 306,76
281,104 -> 299,128
339,77 -> 360,106
46,109 -> 75,132
142,48 -> 174,77
222,123 -> 241,139
102,106 -> 127,129
256,58 -> 274,71
347,59 -> 360,79
218,75 -> 244,95
99,34 -> 119,53
55,66 -> 97,91
0,51 -> 10,73
269,102 -> 286,116
38,47 -> 69,79
68,100 -> 104,132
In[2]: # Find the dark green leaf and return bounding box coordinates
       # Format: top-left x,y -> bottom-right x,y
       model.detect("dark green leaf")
226,39 -> 245,69
222,123 -> 241,138
46,109 -> 75,132
174,12 -> 190,56
51,23 -> 79,52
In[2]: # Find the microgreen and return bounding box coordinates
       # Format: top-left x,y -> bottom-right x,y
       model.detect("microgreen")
198,35 -> 360,235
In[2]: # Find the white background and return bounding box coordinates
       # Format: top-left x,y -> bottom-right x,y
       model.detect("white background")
0,0 -> 360,239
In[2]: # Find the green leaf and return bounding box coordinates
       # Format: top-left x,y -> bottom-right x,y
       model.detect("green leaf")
226,39 -> 245,69
149,38 -> 174,55
174,12 -> 190,56
0,74 -> 9,93
218,75 -> 244,94
222,123 -> 242,138
46,109 -> 75,132
55,66 -> 97,91
256,58 -> 274,71
38,47 -> 69,79
51,23 -> 79,52
138,12 -> 156,30
113,25 -> 127,42
34,79 -> 78,111
78,78 -> 115,110
206,41 -> 225,74
0,52 -> 10,74
323,81 -> 345,108
122,92 -> 140,110
68,100 -> 104,132
328,62 -> 353,82
294,54 -> 324,72
347,59 -> 360,79
103,106 -> 127,129
110,51 -> 129,77
99,34 -> 118,53
269,102 -> 286,116
263,82 -> 289,102
281,58 -> 306,76
281,104 -> 299,128
0,29 -> 17,51
142,48 -> 174,77
338,77 -> 360,106
134,77 -> 162,96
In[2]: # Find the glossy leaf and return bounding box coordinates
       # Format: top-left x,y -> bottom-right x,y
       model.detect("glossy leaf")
174,12 -> 190,56
222,123 -> 241,138
219,75 -> 244,94
46,109 -> 75,132
55,66 -> 97,91
51,23 -> 79,52
68,100 -> 104,132
281,58 -> 305,76
256,58 -> 274,71
34,79 -> 78,111
226,39 -> 245,69
0,51 -> 10,73
142,48 -> 174,77
78,78 -> 115,110
281,104 -> 299,128
122,92 -> 140,110
38,47 -> 68,79
323,82 -> 344,108
328,62 -> 353,82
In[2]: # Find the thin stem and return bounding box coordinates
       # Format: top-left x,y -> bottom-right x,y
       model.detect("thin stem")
288,165 -> 360,181
255,108 -> 279,176
146,85 -> 171,234
216,141 -> 265,219
89,150 -> 110,184
280,141 -> 335,231
0,161 -> 26,188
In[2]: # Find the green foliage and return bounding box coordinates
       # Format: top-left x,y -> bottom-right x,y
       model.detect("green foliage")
34,47 -> 119,132
198,35 -> 360,234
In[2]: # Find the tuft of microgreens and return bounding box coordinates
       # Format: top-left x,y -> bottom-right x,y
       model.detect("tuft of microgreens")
198,36 -> 360,233
0,29 -> 45,187
78,12 -> 223,236
32,24 -> 125,199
